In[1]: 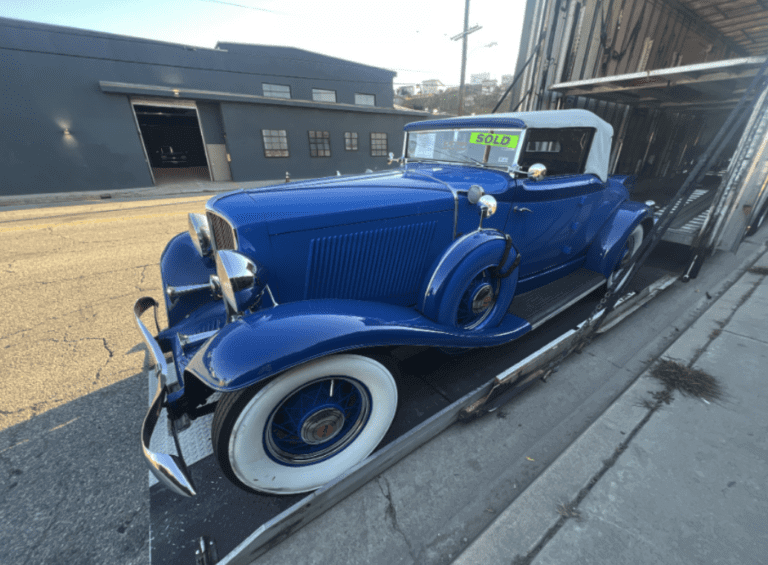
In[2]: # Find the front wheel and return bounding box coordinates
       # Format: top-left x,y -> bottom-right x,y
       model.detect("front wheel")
212,354 -> 398,495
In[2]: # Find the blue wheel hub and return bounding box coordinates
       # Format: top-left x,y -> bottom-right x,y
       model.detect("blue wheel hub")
264,377 -> 371,465
456,271 -> 496,328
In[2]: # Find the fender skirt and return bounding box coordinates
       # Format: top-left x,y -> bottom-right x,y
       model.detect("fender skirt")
184,299 -> 531,392
584,202 -> 651,278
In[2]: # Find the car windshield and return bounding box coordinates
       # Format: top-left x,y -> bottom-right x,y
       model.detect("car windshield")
406,128 -> 524,169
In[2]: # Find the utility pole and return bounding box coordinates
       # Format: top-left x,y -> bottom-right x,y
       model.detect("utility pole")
451,2 -> 481,116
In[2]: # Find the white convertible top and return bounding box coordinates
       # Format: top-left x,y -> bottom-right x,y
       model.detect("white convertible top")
495,109 -> 614,181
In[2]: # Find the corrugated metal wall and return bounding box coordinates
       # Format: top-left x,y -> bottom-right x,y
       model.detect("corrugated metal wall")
510,0 -> 745,176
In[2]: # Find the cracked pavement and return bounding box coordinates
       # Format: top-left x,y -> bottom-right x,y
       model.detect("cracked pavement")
1,192 -> 765,565
0,195 -> 209,565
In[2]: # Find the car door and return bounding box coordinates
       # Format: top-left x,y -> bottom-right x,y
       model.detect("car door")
505,127 -> 604,279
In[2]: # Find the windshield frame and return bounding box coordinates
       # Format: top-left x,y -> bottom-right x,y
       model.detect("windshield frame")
404,127 -> 526,172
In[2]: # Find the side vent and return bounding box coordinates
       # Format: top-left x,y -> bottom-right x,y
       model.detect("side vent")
305,222 -> 437,301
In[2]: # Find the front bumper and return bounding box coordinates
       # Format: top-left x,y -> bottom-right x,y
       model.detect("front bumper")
135,297 -> 197,497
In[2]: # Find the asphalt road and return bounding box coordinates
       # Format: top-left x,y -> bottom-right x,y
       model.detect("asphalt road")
0,195 -> 211,565
0,194 -> 764,565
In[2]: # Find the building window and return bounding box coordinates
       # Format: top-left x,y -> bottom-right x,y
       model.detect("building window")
344,132 -> 358,151
312,88 -> 337,103
371,132 -> 388,156
262,129 -> 289,158
308,130 -> 331,157
262,83 -> 291,99
355,93 -> 375,106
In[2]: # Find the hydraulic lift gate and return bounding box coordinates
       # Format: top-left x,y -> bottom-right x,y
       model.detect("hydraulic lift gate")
148,256 -> 680,565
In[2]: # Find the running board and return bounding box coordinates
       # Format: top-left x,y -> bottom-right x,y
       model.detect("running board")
509,268 -> 606,330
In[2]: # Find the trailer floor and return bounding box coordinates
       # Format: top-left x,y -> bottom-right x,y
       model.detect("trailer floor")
149,247 -> 688,564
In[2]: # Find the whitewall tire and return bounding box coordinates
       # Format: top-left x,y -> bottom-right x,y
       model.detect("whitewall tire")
212,354 -> 398,495
608,224 -> 644,290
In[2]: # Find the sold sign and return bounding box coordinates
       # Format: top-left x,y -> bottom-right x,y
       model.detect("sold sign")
469,132 -> 519,149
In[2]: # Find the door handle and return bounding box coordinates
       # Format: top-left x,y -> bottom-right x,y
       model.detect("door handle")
514,206 -> 533,213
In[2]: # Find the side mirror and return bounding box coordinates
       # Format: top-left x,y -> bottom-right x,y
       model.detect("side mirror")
528,163 -> 547,181
387,152 -> 402,165
477,195 -> 497,229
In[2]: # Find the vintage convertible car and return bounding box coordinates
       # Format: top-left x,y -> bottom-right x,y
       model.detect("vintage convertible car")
135,109 -> 653,498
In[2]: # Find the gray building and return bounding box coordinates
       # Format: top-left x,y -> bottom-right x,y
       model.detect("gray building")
0,17 -> 429,196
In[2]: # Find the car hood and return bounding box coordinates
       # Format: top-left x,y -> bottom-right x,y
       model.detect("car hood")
208,164 -> 511,235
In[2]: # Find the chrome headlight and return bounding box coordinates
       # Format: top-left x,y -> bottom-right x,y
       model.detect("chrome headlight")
188,213 -> 212,257
215,250 -> 268,315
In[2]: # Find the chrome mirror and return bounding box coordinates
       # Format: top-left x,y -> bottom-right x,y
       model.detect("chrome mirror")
528,163 -> 547,181
188,213 -> 212,257
387,152 -> 402,165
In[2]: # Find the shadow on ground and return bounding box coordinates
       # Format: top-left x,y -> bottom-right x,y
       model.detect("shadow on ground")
0,373 -> 150,565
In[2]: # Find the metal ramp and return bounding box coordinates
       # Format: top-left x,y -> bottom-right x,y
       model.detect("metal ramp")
658,188 -> 714,245
147,259 -> 681,565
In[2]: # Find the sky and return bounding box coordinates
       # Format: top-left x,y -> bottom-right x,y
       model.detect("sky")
0,0 -> 527,88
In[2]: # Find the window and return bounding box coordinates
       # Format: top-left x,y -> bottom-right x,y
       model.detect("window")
344,132 -> 358,151
370,132 -> 388,156
262,83 -> 291,99
308,130 -> 331,157
518,127 -> 595,176
262,129 -> 289,158
312,89 -> 337,103
355,93 -> 375,106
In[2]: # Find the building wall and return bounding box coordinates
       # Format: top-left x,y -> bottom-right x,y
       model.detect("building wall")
220,103 -> 412,181
0,17 -> 421,196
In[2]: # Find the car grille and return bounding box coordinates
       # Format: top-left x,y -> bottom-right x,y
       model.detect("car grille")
207,211 -> 237,250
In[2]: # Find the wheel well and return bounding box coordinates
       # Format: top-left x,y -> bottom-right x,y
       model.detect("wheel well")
641,217 -> 654,240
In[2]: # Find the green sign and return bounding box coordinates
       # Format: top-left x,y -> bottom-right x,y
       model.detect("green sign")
469,132 -> 519,149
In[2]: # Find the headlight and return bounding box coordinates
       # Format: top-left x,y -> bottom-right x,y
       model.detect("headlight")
188,213 -> 212,257
215,250 -> 268,315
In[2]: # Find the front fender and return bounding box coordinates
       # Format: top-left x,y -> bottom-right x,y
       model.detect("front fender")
160,232 -> 217,326
184,299 -> 531,392
584,202 -> 651,278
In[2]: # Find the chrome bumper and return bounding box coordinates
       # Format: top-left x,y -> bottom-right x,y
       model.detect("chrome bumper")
134,297 -> 197,497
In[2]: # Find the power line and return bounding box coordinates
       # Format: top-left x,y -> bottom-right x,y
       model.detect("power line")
196,0 -> 281,13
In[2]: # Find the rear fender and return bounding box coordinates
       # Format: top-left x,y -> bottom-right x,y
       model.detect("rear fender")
584,202 -> 652,277
183,299 -> 531,392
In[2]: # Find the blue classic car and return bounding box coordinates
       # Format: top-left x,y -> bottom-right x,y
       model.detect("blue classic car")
135,109 -> 652,497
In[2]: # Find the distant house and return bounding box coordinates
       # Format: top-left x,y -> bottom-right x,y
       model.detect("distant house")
470,72 -> 491,85
421,79 -> 445,95
481,79 -> 499,94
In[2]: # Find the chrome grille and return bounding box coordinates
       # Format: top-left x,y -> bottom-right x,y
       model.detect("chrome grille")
207,211 -> 236,250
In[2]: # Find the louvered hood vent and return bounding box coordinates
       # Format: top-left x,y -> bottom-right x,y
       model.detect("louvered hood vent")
304,221 -> 437,301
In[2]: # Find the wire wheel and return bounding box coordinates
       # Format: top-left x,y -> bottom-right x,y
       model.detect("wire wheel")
455,270 -> 498,329
264,377 -> 371,465
212,354 -> 397,494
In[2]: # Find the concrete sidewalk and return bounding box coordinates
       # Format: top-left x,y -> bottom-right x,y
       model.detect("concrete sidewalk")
0,177 -> 295,210
454,250 -> 768,564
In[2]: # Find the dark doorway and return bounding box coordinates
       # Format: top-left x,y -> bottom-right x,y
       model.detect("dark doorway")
133,103 -> 211,185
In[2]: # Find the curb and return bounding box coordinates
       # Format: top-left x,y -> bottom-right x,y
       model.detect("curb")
453,238 -> 768,565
